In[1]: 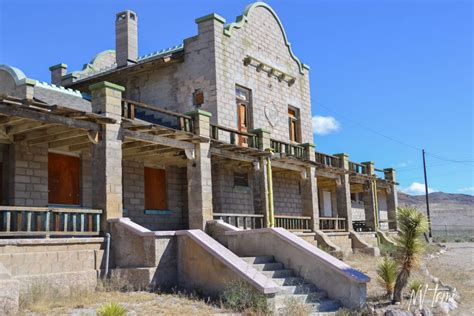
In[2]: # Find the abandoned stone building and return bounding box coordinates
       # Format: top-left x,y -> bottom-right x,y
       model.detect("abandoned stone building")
0,2 -> 399,314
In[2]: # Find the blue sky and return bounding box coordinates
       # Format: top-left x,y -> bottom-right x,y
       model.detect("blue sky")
1,0 -> 472,195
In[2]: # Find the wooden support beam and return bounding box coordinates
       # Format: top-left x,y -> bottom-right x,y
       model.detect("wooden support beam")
6,121 -> 51,135
0,116 -> 25,127
272,160 -> 305,173
28,129 -> 87,145
123,129 -> 194,150
14,124 -> 65,142
48,135 -> 89,149
123,147 -> 178,158
0,104 -> 100,131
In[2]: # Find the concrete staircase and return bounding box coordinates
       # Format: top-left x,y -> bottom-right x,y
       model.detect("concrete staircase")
242,255 -> 342,315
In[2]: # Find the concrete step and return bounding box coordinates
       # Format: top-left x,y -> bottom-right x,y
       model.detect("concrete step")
310,298 -> 342,312
280,283 -> 322,295
252,262 -> 284,271
261,269 -> 294,278
272,276 -> 305,286
241,256 -> 274,264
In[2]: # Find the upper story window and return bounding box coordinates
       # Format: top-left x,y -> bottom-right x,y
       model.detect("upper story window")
288,106 -> 301,143
236,86 -> 251,147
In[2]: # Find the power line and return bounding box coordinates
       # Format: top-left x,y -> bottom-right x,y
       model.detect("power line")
316,103 -> 474,166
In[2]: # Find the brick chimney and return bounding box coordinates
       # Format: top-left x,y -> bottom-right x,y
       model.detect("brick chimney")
115,10 -> 138,68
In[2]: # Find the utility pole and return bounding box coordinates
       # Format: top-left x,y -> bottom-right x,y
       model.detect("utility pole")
422,149 -> 432,238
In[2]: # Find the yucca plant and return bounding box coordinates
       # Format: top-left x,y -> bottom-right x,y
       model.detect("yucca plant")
376,256 -> 398,297
97,302 -> 127,316
392,207 -> 429,303
409,279 -> 424,294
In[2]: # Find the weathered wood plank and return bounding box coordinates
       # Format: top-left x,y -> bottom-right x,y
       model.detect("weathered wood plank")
123,129 -> 194,150
0,104 -> 100,131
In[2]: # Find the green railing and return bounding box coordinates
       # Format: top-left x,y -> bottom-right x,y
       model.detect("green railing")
210,124 -> 259,149
122,98 -> 194,133
275,215 -> 312,231
213,213 -> 264,229
315,151 -> 341,168
349,161 -> 367,174
0,206 -> 102,237
270,139 -> 307,159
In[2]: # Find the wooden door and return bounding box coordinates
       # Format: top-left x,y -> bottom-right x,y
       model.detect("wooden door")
237,103 -> 248,147
48,153 -> 81,205
144,167 -> 167,210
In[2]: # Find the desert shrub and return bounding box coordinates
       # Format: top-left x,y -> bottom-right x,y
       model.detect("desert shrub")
379,243 -> 397,256
97,302 -> 127,316
376,256 -> 398,297
408,279 -> 424,294
221,280 -> 269,314
280,297 -> 312,316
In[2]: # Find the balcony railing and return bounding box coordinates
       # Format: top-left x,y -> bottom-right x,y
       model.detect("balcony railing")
122,98 -> 194,133
315,151 -> 341,168
0,206 -> 102,237
270,139 -> 307,159
275,215 -> 312,231
319,217 -> 347,232
213,213 -> 264,229
210,124 -> 259,148
348,161 -> 367,174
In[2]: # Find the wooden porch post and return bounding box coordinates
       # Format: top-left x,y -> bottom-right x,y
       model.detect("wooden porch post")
334,153 -> 353,231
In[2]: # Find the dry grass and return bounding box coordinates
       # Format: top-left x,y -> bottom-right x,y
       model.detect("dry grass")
18,279 -> 227,315
279,297 -> 312,316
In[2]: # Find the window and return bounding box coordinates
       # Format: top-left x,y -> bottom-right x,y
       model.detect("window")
233,172 -> 249,187
48,153 -> 81,205
144,167 -> 167,210
236,86 -> 251,147
193,89 -> 204,107
288,107 -> 300,142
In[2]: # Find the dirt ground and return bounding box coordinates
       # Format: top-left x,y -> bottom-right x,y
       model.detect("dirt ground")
18,291 -> 229,315
345,242 -> 474,315
425,243 -> 474,315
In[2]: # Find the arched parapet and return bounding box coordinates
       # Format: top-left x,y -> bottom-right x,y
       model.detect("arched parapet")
0,64 -> 37,98
223,2 -> 310,75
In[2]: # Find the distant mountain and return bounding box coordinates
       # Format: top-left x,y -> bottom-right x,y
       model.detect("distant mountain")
397,191 -> 473,229
398,192 -> 474,205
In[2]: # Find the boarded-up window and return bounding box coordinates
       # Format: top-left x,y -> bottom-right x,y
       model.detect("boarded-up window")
288,107 -> 300,142
144,167 -> 167,210
48,153 -> 81,205
236,86 -> 251,147
234,172 -> 249,187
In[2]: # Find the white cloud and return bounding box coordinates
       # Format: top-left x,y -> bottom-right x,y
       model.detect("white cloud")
458,187 -> 474,194
312,116 -> 341,135
400,182 -> 438,195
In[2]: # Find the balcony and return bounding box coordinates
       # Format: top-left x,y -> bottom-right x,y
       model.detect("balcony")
315,151 -> 341,168
270,139 -> 307,159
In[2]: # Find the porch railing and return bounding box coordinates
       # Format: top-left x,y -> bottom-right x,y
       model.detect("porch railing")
270,139 -> 306,159
210,124 -> 259,148
213,213 -> 264,229
122,98 -> 194,133
275,215 -> 312,231
0,206 -> 102,237
319,217 -> 347,232
315,151 -> 341,168
348,161 -> 367,174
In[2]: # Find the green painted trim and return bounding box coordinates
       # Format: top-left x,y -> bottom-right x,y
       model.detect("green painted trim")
89,81 -> 125,92
49,63 -> 67,71
250,128 -> 271,134
361,161 -> 374,165
19,78 -> 37,86
383,168 -> 395,172
144,209 -> 173,215
223,2 -> 308,75
195,13 -> 226,24
185,109 -> 212,118
333,152 -> 349,157
301,143 -> 315,148
62,72 -> 79,79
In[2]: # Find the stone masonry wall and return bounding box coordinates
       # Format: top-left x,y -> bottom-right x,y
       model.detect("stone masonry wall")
0,238 -> 105,292
8,143 -> 48,206
273,170 -> 302,216
211,162 -> 254,214
215,6 -> 313,144
123,160 -> 188,231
